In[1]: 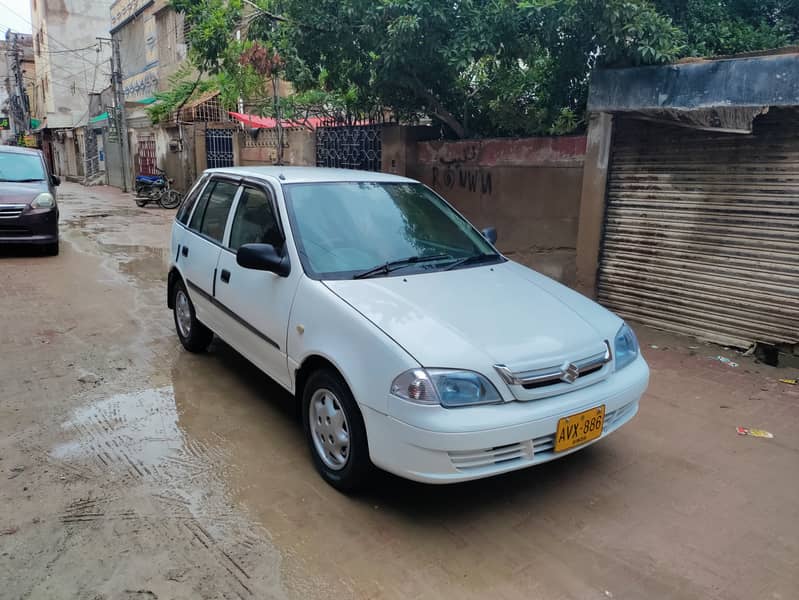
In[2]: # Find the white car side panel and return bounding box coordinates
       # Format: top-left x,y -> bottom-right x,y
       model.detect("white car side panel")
214,248 -> 301,390
178,230 -> 223,331
287,277 -> 419,414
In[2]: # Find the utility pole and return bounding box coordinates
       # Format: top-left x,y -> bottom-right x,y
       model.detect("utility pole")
10,33 -> 29,139
99,36 -> 131,191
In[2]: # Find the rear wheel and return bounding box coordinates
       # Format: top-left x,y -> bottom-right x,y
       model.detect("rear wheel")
135,195 -> 148,207
159,189 -> 182,209
302,369 -> 372,492
172,280 -> 213,352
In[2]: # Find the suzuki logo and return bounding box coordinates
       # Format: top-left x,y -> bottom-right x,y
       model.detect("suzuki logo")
560,362 -> 580,384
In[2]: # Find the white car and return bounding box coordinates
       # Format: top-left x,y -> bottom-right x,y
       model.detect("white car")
168,167 -> 649,491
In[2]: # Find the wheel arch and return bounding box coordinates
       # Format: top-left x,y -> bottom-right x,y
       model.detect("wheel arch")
167,267 -> 183,309
295,354 -> 355,408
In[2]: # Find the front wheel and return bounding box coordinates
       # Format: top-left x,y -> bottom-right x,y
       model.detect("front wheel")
172,280 -> 214,352
302,369 -> 372,492
159,189 -> 182,209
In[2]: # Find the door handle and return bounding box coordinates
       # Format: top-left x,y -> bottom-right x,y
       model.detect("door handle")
181,246 -> 189,257
220,269 -> 231,283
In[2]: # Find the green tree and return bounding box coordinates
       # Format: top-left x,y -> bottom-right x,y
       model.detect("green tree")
166,0 -> 798,137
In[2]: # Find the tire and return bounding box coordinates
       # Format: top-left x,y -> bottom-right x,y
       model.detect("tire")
172,279 -> 214,353
43,242 -> 59,256
135,195 -> 148,207
159,189 -> 182,209
302,369 -> 372,492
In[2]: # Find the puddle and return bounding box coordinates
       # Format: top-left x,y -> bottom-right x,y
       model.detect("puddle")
103,244 -> 171,282
52,386 -> 235,526
53,387 -> 184,473
50,385 -> 291,598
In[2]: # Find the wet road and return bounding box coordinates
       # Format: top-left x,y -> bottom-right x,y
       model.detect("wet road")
1,183 -> 798,600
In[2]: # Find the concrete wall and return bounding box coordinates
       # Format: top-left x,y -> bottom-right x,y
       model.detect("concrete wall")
407,135 -> 587,285
239,128 -> 316,167
155,124 -> 196,193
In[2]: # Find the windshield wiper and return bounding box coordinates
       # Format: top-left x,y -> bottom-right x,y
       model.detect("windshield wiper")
0,178 -> 44,182
443,253 -> 500,271
354,254 -> 451,279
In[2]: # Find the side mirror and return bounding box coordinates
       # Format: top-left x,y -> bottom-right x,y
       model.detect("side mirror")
481,226 -> 497,245
51,175 -> 61,187
237,243 -> 290,277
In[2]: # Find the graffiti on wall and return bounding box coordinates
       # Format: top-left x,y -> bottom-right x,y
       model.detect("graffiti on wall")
431,166 -> 493,196
111,0 -> 154,30
123,69 -> 159,100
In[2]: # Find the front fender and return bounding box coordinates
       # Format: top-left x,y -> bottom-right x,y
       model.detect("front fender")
287,278 -> 419,415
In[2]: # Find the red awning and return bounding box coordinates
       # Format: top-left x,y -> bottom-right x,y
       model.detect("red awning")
228,111 -> 323,130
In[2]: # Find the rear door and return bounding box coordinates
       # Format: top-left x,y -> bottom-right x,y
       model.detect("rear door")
179,177 -> 241,331
214,180 -> 300,388
171,174 -> 209,269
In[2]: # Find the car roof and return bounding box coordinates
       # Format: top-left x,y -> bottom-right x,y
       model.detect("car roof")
204,166 -> 416,184
0,145 -> 43,156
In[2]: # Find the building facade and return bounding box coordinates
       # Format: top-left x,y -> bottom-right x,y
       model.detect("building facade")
111,0 -> 195,190
30,0 -> 113,178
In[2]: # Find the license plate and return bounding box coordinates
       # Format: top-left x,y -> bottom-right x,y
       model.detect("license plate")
554,405 -> 606,452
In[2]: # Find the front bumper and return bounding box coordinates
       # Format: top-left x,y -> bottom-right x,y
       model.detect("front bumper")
0,207 -> 59,245
363,355 -> 649,484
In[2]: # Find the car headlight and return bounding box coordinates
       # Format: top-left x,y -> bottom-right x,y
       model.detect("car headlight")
391,368 -> 503,408
614,323 -> 640,371
31,193 -> 55,209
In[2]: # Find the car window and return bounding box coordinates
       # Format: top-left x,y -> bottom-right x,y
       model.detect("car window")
283,182 -> 498,279
0,152 -> 46,182
228,186 -> 282,251
177,175 -> 208,225
188,181 -> 216,231
197,181 -> 239,243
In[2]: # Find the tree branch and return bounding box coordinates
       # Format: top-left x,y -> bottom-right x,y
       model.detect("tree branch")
404,73 -> 466,138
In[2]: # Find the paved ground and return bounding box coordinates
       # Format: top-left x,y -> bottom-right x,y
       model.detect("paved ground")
0,182 -> 797,600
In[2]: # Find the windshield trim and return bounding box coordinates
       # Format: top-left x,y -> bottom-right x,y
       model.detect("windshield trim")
282,180 -> 504,281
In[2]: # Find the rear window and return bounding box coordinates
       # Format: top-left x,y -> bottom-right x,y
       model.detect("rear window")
177,175 -> 208,225
0,152 -> 45,182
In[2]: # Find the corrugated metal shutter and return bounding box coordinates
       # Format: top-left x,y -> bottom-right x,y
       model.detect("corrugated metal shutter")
597,112 -> 799,348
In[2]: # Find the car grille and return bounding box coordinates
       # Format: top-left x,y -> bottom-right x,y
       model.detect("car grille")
0,225 -> 32,236
603,402 -> 636,429
448,433 -> 555,471
0,204 -> 26,219
447,401 -> 636,472
494,343 -> 613,401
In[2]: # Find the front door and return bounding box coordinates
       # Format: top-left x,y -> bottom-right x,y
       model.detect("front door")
214,182 -> 300,388
180,178 -> 240,331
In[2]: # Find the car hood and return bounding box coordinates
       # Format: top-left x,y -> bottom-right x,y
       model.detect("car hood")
323,260 -> 623,370
0,181 -> 48,204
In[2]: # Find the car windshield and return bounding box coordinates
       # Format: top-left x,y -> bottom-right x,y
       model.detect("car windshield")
0,152 -> 45,182
283,181 -> 502,279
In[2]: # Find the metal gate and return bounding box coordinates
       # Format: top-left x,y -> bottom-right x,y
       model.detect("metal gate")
597,112 -> 799,348
206,128 -> 235,169
138,135 -> 157,175
316,123 -> 381,171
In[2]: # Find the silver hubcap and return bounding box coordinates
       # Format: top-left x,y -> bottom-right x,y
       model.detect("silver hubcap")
309,388 -> 350,470
175,290 -> 192,338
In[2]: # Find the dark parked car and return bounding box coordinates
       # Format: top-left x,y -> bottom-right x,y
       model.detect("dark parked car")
0,146 -> 60,255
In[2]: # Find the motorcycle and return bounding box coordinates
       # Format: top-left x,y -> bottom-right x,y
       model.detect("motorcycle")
134,168 -> 183,209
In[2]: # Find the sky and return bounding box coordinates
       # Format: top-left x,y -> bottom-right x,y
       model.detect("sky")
0,0 -> 33,34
